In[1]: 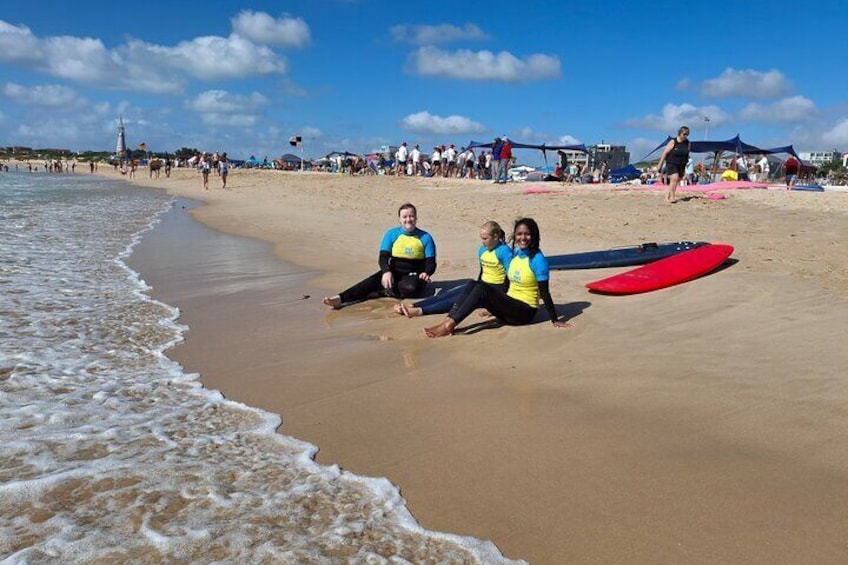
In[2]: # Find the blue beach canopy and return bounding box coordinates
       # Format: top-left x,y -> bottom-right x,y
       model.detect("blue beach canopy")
638,134 -> 800,163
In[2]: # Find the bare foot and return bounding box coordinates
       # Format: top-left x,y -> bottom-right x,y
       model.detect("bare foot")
401,303 -> 422,318
322,295 -> 342,309
478,309 -> 493,318
393,303 -> 406,315
424,319 -> 456,338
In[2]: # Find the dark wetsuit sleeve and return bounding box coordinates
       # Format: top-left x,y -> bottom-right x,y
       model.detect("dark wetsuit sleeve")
379,250 -> 391,273
537,280 -> 558,323
424,256 -> 436,276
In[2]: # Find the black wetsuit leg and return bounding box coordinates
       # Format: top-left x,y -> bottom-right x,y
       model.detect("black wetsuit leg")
339,270 -> 428,303
447,281 -> 536,326
338,271 -> 383,304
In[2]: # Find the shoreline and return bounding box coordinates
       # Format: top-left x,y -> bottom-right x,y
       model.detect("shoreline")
124,167 -> 848,564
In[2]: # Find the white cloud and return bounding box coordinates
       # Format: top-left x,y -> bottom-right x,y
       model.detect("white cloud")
200,113 -> 260,127
390,23 -> 487,45
625,103 -> 731,131
0,21 -> 43,63
188,90 -> 268,113
628,137 -> 666,161
3,82 -> 83,107
132,35 -> 287,82
557,134 -> 582,145
822,118 -> 848,147
675,77 -> 691,90
406,46 -> 561,81
0,20 -> 287,94
187,90 -> 268,128
231,11 -> 311,47
701,68 -> 792,99
301,126 -> 322,138
400,110 -> 485,135
738,96 -> 816,123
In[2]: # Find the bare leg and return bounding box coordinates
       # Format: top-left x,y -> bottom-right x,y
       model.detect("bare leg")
322,295 -> 342,309
424,318 -> 456,338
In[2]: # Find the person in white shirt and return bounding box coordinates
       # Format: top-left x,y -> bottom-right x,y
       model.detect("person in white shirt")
757,155 -> 770,182
395,142 -> 408,176
444,144 -> 457,177
431,146 -> 442,177
736,154 -> 749,181
410,144 -> 421,176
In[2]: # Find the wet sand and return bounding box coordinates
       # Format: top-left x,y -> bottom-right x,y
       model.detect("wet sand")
127,167 -> 848,564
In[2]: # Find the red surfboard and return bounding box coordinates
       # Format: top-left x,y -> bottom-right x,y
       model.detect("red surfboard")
585,243 -> 734,295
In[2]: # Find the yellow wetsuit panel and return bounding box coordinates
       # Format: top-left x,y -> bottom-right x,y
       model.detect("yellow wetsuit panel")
479,248 -> 507,285
506,255 -> 538,307
391,234 -> 426,260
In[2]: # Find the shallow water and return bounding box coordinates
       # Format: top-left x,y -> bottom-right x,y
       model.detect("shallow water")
0,171 -> 520,564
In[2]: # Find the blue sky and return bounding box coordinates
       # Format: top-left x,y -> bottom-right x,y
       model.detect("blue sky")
1,0 -> 846,164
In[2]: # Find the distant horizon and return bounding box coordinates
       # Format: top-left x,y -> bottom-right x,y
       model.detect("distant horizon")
1,1 -> 846,164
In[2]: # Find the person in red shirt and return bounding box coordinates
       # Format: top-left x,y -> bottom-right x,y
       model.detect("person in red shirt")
782,155 -> 800,188
497,137 -> 512,183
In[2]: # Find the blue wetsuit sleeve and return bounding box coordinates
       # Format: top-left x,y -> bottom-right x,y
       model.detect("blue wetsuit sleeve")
380,227 -> 399,253
497,244 -> 514,272
530,252 -> 550,282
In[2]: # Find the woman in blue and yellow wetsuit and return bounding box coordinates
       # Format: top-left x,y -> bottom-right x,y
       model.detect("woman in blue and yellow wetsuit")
424,218 -> 571,337
323,202 -> 436,309
395,220 -> 512,317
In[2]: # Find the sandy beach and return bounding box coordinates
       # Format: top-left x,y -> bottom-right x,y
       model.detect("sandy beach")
123,166 -> 848,564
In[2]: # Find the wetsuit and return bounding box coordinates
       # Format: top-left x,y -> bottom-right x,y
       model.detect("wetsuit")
447,247 -> 558,327
665,138 -> 690,177
413,241 -> 513,315
337,226 -> 436,304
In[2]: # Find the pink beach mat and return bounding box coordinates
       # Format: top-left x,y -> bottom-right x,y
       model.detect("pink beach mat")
619,180 -> 771,193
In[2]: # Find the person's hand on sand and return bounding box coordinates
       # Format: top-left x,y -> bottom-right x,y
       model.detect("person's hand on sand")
381,271 -> 394,290
552,320 -> 572,329
418,272 -> 431,282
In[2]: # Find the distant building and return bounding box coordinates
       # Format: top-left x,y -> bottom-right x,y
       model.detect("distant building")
798,149 -> 840,166
558,150 -> 589,168
588,143 -> 630,170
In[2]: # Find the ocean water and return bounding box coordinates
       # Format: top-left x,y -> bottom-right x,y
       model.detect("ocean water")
0,172 -> 520,564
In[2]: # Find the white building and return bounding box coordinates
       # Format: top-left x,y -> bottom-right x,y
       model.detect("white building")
798,149 -> 840,166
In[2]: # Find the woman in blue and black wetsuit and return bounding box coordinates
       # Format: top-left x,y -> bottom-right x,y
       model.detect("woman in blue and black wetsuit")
395,220 -> 512,318
424,218 -> 571,337
322,202 -> 436,309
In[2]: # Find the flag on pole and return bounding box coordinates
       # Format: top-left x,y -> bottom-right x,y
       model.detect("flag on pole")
138,142 -> 147,150
289,136 -> 302,147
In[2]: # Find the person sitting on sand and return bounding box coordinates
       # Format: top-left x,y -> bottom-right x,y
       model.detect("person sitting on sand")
395,220 -> 512,318
424,218 -> 571,337
323,203 -> 436,309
